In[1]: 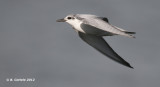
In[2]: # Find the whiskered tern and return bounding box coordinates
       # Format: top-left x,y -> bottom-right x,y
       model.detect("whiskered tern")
57,14 -> 135,68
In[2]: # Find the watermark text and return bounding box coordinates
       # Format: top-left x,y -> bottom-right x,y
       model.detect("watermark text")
6,78 -> 35,82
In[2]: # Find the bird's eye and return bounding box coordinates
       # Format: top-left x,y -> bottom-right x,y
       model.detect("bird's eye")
67,17 -> 72,19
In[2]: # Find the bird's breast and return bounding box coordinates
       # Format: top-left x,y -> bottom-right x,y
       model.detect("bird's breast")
72,22 -> 86,33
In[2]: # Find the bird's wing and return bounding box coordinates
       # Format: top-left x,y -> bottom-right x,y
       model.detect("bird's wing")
79,15 -> 123,34
78,32 -> 133,68
77,14 -> 135,38
98,17 -> 136,34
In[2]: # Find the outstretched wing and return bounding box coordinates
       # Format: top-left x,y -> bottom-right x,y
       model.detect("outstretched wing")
77,14 -> 135,38
78,32 -> 133,68
99,17 -> 135,34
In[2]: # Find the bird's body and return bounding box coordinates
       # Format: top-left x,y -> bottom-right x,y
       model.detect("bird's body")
66,14 -> 135,37
57,14 -> 135,68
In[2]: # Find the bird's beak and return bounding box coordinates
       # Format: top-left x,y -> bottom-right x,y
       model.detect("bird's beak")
56,18 -> 66,22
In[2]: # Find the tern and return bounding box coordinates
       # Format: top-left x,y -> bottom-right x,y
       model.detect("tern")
57,14 -> 135,68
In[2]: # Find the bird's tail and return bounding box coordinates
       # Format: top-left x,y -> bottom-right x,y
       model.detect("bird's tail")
125,34 -> 136,38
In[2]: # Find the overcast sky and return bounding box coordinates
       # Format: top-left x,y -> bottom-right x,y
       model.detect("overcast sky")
0,0 -> 160,87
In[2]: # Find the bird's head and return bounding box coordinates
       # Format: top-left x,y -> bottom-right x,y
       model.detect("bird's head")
56,14 -> 82,26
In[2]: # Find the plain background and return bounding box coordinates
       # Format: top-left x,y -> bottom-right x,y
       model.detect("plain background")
0,0 -> 160,87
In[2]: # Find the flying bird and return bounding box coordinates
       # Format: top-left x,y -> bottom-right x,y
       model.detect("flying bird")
57,14 -> 135,68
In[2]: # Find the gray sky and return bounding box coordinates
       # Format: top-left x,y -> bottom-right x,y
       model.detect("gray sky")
0,0 -> 160,87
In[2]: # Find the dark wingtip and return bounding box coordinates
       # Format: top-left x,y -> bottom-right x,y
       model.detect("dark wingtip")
126,63 -> 134,69
128,65 -> 134,69
125,32 -> 136,34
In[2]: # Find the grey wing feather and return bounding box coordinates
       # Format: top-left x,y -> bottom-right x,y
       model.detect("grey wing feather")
77,15 -> 135,38
99,17 -> 136,34
99,18 -> 135,34
78,32 -> 133,68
